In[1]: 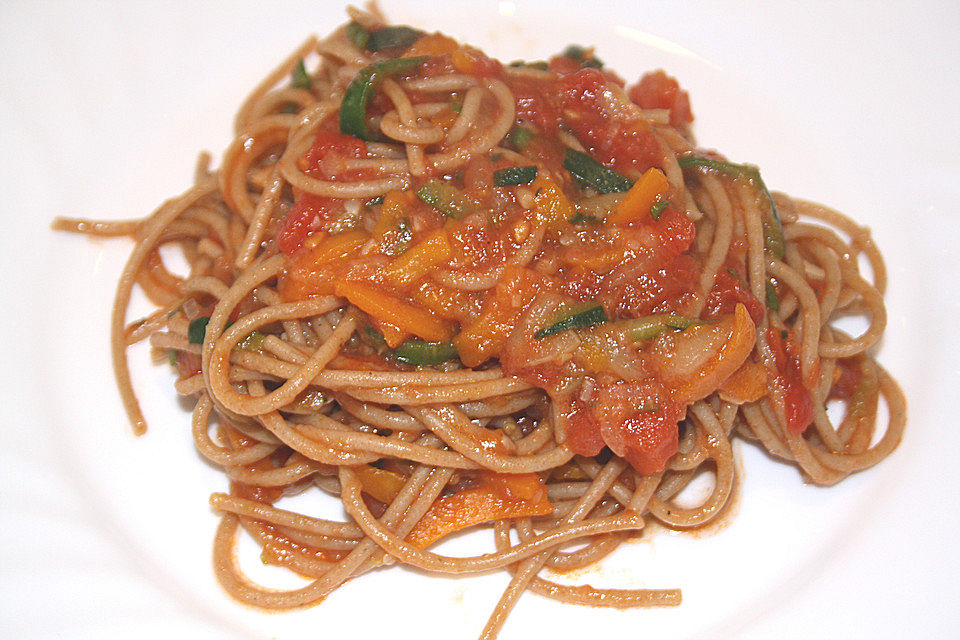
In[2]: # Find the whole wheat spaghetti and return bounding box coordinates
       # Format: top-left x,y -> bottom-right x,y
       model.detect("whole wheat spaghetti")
54,8 -> 905,638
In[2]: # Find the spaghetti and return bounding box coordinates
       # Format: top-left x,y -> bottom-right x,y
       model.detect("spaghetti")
54,7 -> 905,638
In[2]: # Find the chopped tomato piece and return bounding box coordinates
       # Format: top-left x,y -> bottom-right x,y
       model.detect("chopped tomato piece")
300,129 -> 369,180
277,194 -> 341,254
559,68 -> 661,174
175,351 -> 202,378
506,74 -> 562,133
704,266 -> 765,323
766,328 -> 814,434
628,70 -> 694,126
450,47 -> 503,77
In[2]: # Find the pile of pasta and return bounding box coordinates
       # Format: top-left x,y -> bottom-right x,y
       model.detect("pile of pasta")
55,7 -> 904,638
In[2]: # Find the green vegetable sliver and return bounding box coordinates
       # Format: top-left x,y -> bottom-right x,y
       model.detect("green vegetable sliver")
291,59 -> 312,90
416,179 -> 473,218
650,198 -> 668,220
339,57 -> 428,141
623,314 -> 699,342
676,154 -> 785,258
390,338 -> 459,366
345,21 -> 370,50
535,305 -> 608,339
563,148 -> 633,194
493,166 -> 538,186
188,317 -> 210,345
509,126 -> 534,151
765,280 -> 780,311
366,25 -> 424,51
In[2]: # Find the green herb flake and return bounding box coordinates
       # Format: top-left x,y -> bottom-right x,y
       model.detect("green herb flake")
509,59 -> 549,70
650,198 -> 668,220
362,325 -> 388,349
291,59 -> 312,90
390,338 -> 459,366
339,57 -> 428,140
416,179 -> 474,218
238,331 -> 266,352
676,154 -> 784,258
187,316 -> 211,345
626,314 -> 700,341
569,212 -> 600,225
727,267 -> 744,283
509,126 -> 534,151
345,21 -> 370,50
563,148 -> 633,194
765,280 -> 780,311
561,44 -> 603,68
367,25 -> 425,51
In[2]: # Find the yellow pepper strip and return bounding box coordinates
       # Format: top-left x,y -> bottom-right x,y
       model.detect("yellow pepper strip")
718,359 -> 768,404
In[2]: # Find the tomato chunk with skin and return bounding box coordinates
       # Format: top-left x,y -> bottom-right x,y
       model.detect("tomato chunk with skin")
628,70 -> 694,127
301,129 -> 369,180
277,129 -> 370,254
704,266 -> 765,324
559,68 -> 662,174
276,194 -> 342,255
595,376 -> 684,475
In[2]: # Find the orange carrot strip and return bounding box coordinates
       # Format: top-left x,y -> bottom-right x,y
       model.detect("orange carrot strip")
373,190 -> 409,240
304,229 -> 368,264
412,281 -> 483,321
383,229 -> 451,288
336,280 -> 453,343
352,465 -> 407,504
407,472 -> 553,549
454,311 -> 510,368
453,266 -> 544,366
718,359 -> 768,404
376,320 -> 410,349
405,33 -> 460,57
608,167 -> 670,225
530,173 -> 575,229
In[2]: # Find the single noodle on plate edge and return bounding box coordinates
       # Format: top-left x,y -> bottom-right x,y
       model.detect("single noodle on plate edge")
53,6 -> 905,639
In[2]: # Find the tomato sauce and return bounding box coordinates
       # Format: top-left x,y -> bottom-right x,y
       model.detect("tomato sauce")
277,40 -> 770,475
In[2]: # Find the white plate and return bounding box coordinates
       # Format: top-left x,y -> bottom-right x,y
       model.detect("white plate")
2,1 -> 959,638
